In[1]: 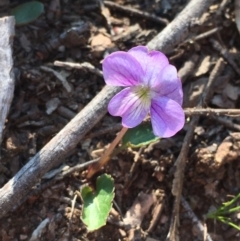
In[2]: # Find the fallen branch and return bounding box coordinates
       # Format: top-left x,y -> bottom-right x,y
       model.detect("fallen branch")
0,17 -> 15,145
104,0 -> 169,25
0,0 -> 216,220
0,85 -> 121,218
147,0 -> 215,52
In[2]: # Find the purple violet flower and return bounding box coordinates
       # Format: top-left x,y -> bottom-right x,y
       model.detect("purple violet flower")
102,46 -> 185,138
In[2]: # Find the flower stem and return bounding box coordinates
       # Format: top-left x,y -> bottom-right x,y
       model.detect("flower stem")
87,127 -> 128,179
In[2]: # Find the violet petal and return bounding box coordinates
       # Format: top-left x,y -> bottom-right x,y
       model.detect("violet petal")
152,65 -> 183,105
103,51 -> 144,86
150,97 -> 185,137
108,87 -> 150,128
128,46 -> 169,86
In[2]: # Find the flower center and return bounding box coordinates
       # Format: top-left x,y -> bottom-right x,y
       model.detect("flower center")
132,85 -> 151,107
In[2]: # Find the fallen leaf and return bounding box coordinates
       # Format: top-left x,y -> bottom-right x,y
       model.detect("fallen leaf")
194,55 -> 211,77
91,33 -> 112,57
45,98 -> 60,115
215,133 -> 240,166
123,192 -> 156,227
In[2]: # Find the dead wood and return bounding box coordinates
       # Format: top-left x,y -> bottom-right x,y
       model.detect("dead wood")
0,0 -> 215,219
0,16 -> 15,145
0,86 -> 121,218
147,0 -> 215,53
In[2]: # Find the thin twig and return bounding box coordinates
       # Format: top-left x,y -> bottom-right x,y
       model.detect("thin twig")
184,108 -> 240,116
69,194 -> 78,222
181,196 -> 213,241
211,116 -> 240,132
84,108 -> 240,141
12,159 -> 99,212
54,60 -> 103,77
167,116 -> 198,241
202,58 -> 225,105
168,58 -> 225,241
210,38 -> 240,76
147,0 -> 215,52
184,27 -> 222,44
104,0 -> 169,25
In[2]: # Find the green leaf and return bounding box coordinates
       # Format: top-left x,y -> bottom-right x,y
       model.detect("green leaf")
11,1 -> 44,26
122,122 -> 159,148
81,174 -> 114,231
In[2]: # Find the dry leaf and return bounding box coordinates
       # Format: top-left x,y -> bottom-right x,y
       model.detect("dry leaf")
194,55 -> 211,77
45,98 -> 61,115
123,192 -> 156,227
91,33 -> 112,56
215,133 -> 240,166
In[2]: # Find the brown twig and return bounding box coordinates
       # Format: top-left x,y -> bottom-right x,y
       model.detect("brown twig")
202,58 -> 225,105
210,38 -> 240,76
12,159 -> 99,212
184,27 -> 222,44
84,108 -> 240,141
184,108 -> 240,116
168,58 -> 225,241
54,60 -> 103,77
104,0 -> 169,25
211,116 -> 240,132
181,196 -> 213,241
167,116 -> 199,241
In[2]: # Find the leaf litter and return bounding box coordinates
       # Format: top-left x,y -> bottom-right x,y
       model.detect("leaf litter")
1,0 -> 240,241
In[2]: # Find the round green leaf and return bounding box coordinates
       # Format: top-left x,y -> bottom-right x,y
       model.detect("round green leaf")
122,122 -> 159,148
11,1 -> 44,26
81,174 -> 115,231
